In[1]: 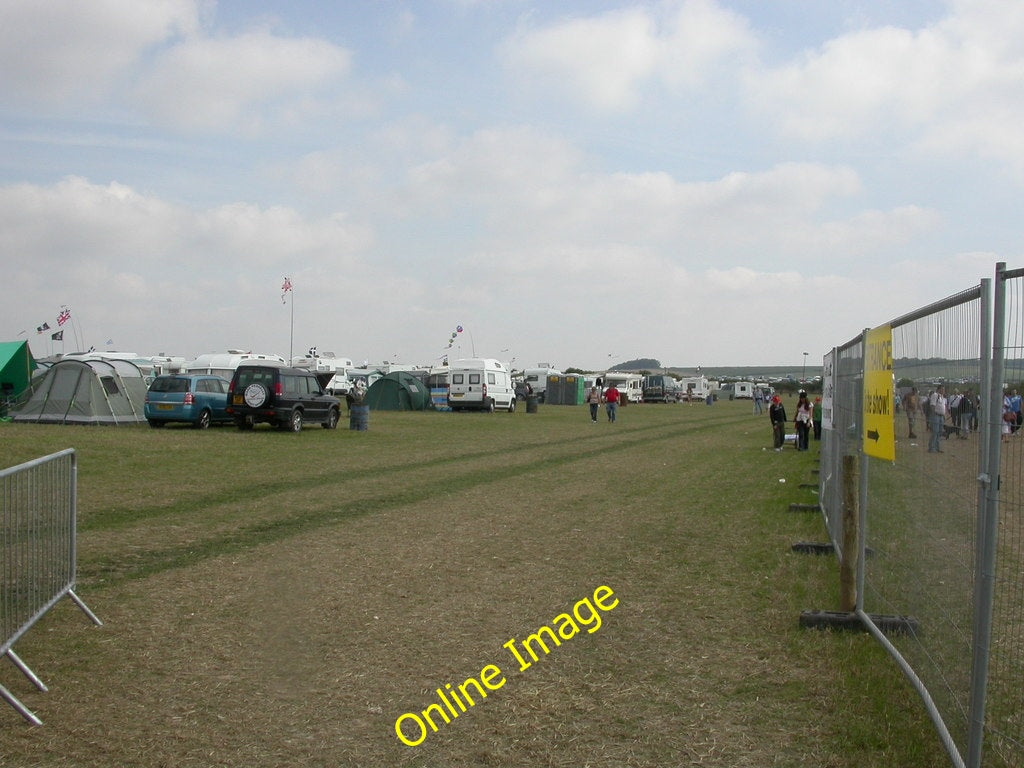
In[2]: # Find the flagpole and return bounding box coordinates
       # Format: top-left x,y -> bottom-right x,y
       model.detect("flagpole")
281,277 -> 294,363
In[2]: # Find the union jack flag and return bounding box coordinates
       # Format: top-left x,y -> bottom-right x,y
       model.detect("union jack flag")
281,277 -> 292,304
57,308 -> 71,326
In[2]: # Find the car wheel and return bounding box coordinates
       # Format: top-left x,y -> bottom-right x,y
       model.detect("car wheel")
323,407 -> 339,429
147,419 -> 164,428
287,409 -> 303,432
195,409 -> 212,430
508,399 -> 516,413
487,398 -> 495,413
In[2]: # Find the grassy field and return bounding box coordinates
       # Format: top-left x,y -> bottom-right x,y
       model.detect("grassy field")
0,399 -> 947,767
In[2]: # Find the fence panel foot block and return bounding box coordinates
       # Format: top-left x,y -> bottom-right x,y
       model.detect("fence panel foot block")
799,610 -> 919,635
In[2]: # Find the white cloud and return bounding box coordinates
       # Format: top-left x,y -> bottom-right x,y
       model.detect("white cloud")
0,0 -> 198,106
746,0 -> 1024,171
500,0 -> 755,111
136,30 -> 352,133
0,177 -> 373,356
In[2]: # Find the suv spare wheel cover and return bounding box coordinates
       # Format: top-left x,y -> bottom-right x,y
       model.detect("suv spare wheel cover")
244,383 -> 268,407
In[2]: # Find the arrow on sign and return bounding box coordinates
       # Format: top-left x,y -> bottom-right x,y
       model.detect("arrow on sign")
867,429 -> 880,442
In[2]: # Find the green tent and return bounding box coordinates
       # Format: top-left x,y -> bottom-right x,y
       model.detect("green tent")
0,340 -> 37,414
364,371 -> 431,411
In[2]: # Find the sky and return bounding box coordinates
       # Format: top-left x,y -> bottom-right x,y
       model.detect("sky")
1,0 -> 1021,372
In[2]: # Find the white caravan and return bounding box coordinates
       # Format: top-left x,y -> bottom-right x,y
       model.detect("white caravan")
186,350 -> 286,380
522,365 -> 562,402
447,358 -> 516,412
733,381 -> 756,399
679,376 -> 711,401
292,353 -> 356,396
602,372 -> 644,403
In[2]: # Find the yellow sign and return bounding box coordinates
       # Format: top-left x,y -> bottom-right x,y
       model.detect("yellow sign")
863,325 -> 895,461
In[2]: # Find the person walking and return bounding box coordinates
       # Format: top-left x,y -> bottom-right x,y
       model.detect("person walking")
769,396 -> 787,450
603,382 -> 620,423
794,391 -> 813,451
812,396 -> 823,440
905,387 -> 919,439
928,385 -> 948,453
585,383 -> 602,423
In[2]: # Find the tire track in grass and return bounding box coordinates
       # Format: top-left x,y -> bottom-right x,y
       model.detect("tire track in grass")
80,414 -> 746,533
79,415 -> 748,587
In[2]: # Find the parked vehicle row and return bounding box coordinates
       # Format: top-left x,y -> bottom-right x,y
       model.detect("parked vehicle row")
144,362 -> 343,432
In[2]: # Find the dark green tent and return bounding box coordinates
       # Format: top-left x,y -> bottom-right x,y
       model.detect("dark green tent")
364,371 -> 431,411
0,340 -> 37,413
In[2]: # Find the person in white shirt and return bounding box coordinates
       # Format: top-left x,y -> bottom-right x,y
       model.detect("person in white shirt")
928,385 -> 947,453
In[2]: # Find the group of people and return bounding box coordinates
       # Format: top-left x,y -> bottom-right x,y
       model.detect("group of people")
769,390 -> 822,451
903,385 -> 981,452
585,381 -> 621,422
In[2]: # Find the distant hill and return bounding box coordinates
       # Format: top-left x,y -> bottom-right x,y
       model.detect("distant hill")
609,358 -> 660,371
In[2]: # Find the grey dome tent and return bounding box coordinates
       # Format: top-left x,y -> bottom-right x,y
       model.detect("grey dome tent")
363,371 -> 431,411
12,357 -> 148,425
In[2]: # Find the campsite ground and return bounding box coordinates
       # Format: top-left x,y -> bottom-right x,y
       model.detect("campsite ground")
0,401 -> 945,767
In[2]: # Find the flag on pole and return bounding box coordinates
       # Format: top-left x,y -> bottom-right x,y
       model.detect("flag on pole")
51,330 -> 63,341
281,277 -> 292,304
36,322 -> 50,333
57,308 -> 71,326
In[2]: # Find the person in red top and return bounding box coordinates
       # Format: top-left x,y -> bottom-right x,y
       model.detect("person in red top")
603,383 -> 620,422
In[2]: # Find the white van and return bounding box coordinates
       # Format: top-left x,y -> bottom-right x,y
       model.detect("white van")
447,358 -> 516,412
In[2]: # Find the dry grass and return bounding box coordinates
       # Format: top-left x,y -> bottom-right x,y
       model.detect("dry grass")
0,401 -> 944,767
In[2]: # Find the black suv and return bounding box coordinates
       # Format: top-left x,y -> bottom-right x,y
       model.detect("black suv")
226,363 -> 341,432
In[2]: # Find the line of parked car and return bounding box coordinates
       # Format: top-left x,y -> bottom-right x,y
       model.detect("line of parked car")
143,363 -> 341,432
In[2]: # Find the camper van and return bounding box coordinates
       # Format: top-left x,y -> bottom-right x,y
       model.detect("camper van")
679,376 -> 711,402
522,366 -> 562,402
733,381 -> 756,399
602,371 -> 644,403
292,353 -> 355,396
186,350 -> 286,380
447,358 -> 516,412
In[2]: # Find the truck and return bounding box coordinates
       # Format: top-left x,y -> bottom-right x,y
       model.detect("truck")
602,371 -> 644,403
447,358 -> 516,412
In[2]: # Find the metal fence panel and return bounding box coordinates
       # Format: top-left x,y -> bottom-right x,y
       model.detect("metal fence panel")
1,448 -> 100,725
981,270 -> 1024,766
866,288 -> 984,763
1,449 -> 77,655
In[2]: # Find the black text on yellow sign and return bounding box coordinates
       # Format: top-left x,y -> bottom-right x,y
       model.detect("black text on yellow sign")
863,325 -> 896,461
